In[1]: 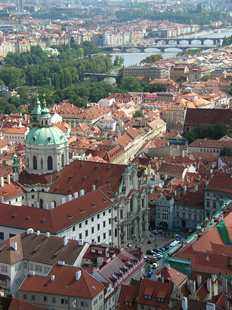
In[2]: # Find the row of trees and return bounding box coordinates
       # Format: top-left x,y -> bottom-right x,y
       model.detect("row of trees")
185,124 -> 226,143
0,44 -> 168,113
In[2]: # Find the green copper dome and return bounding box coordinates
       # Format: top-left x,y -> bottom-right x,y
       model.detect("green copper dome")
26,126 -> 67,145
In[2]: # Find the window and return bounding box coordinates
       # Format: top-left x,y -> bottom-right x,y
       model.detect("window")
85,220 -> 88,225
115,228 -> 117,237
109,219 -> 111,224
103,221 -> 106,228
103,211 -> 105,216
97,214 -> 100,219
33,156 -> 37,170
79,233 -> 82,240
97,236 -> 100,243
61,298 -> 65,304
108,209 -> 111,214
0,232 -> 4,240
109,230 -> 111,236
91,227 -> 94,234
79,223 -> 82,228
23,294 -> 27,300
39,199 -> 43,209
35,265 -> 42,273
43,296 -> 47,302
120,210 -> 123,219
91,217 -> 94,222
47,156 -> 53,171
103,233 -> 106,239
52,297 -> 56,303
61,154 -> 65,167
85,230 -> 88,237
73,226 -> 75,231
31,295 -> 35,301
41,158 -> 43,169
97,224 -> 100,231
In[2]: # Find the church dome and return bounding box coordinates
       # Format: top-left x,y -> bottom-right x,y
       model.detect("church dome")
26,126 -> 67,145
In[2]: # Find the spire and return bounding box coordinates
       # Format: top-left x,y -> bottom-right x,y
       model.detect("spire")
31,96 -> 42,123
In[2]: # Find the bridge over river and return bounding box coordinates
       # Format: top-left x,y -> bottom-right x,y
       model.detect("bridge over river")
100,36 -> 224,53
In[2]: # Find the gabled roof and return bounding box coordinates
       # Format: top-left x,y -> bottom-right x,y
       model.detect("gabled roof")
159,266 -> 187,287
0,233 -> 85,266
19,265 -> 104,299
49,160 -> 127,197
0,190 -> 112,233
184,108 -> 232,127
137,279 -> 173,308
207,172 -> 232,194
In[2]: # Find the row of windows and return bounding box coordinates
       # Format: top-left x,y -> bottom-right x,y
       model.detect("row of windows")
23,294 -> 68,305
72,210 -> 111,231
78,231 -> 110,243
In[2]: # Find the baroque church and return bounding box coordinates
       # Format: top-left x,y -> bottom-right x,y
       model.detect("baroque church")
0,99 -> 149,247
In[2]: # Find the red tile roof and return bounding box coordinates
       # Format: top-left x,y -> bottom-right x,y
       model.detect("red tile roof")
49,160 -> 127,197
175,210 -> 232,276
158,266 -> 187,288
184,108 -> 232,128
0,181 -> 24,198
175,191 -> 204,210
207,172 -> 232,194
137,279 -> 173,309
0,190 -> 111,233
20,265 -> 104,299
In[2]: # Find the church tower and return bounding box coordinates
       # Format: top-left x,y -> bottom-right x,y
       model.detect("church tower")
25,98 -> 69,175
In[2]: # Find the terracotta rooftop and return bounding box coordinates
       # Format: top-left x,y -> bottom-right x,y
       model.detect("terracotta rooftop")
0,190 -> 111,233
0,233 -> 85,266
19,265 -> 104,299
175,191 -> 204,210
49,160 -> 127,197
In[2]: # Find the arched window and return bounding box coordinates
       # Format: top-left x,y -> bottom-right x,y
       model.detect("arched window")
41,158 -> 43,170
61,154 -> 65,167
47,156 -> 53,171
33,156 -> 37,170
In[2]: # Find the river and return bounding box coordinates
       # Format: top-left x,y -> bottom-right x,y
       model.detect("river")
111,26 -> 232,66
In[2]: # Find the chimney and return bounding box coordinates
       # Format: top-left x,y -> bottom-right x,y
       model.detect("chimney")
51,275 -> 55,281
181,297 -> 188,310
7,174 -> 11,185
0,176 -> 4,187
80,189 -> 85,197
75,270 -> 82,281
74,192 -> 79,199
92,184 -> 96,191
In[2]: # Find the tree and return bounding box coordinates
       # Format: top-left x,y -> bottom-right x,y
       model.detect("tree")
133,110 -> 144,118
0,66 -> 25,89
140,54 -> 162,64
185,124 -> 226,143
114,56 -> 124,67
119,76 -> 143,92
